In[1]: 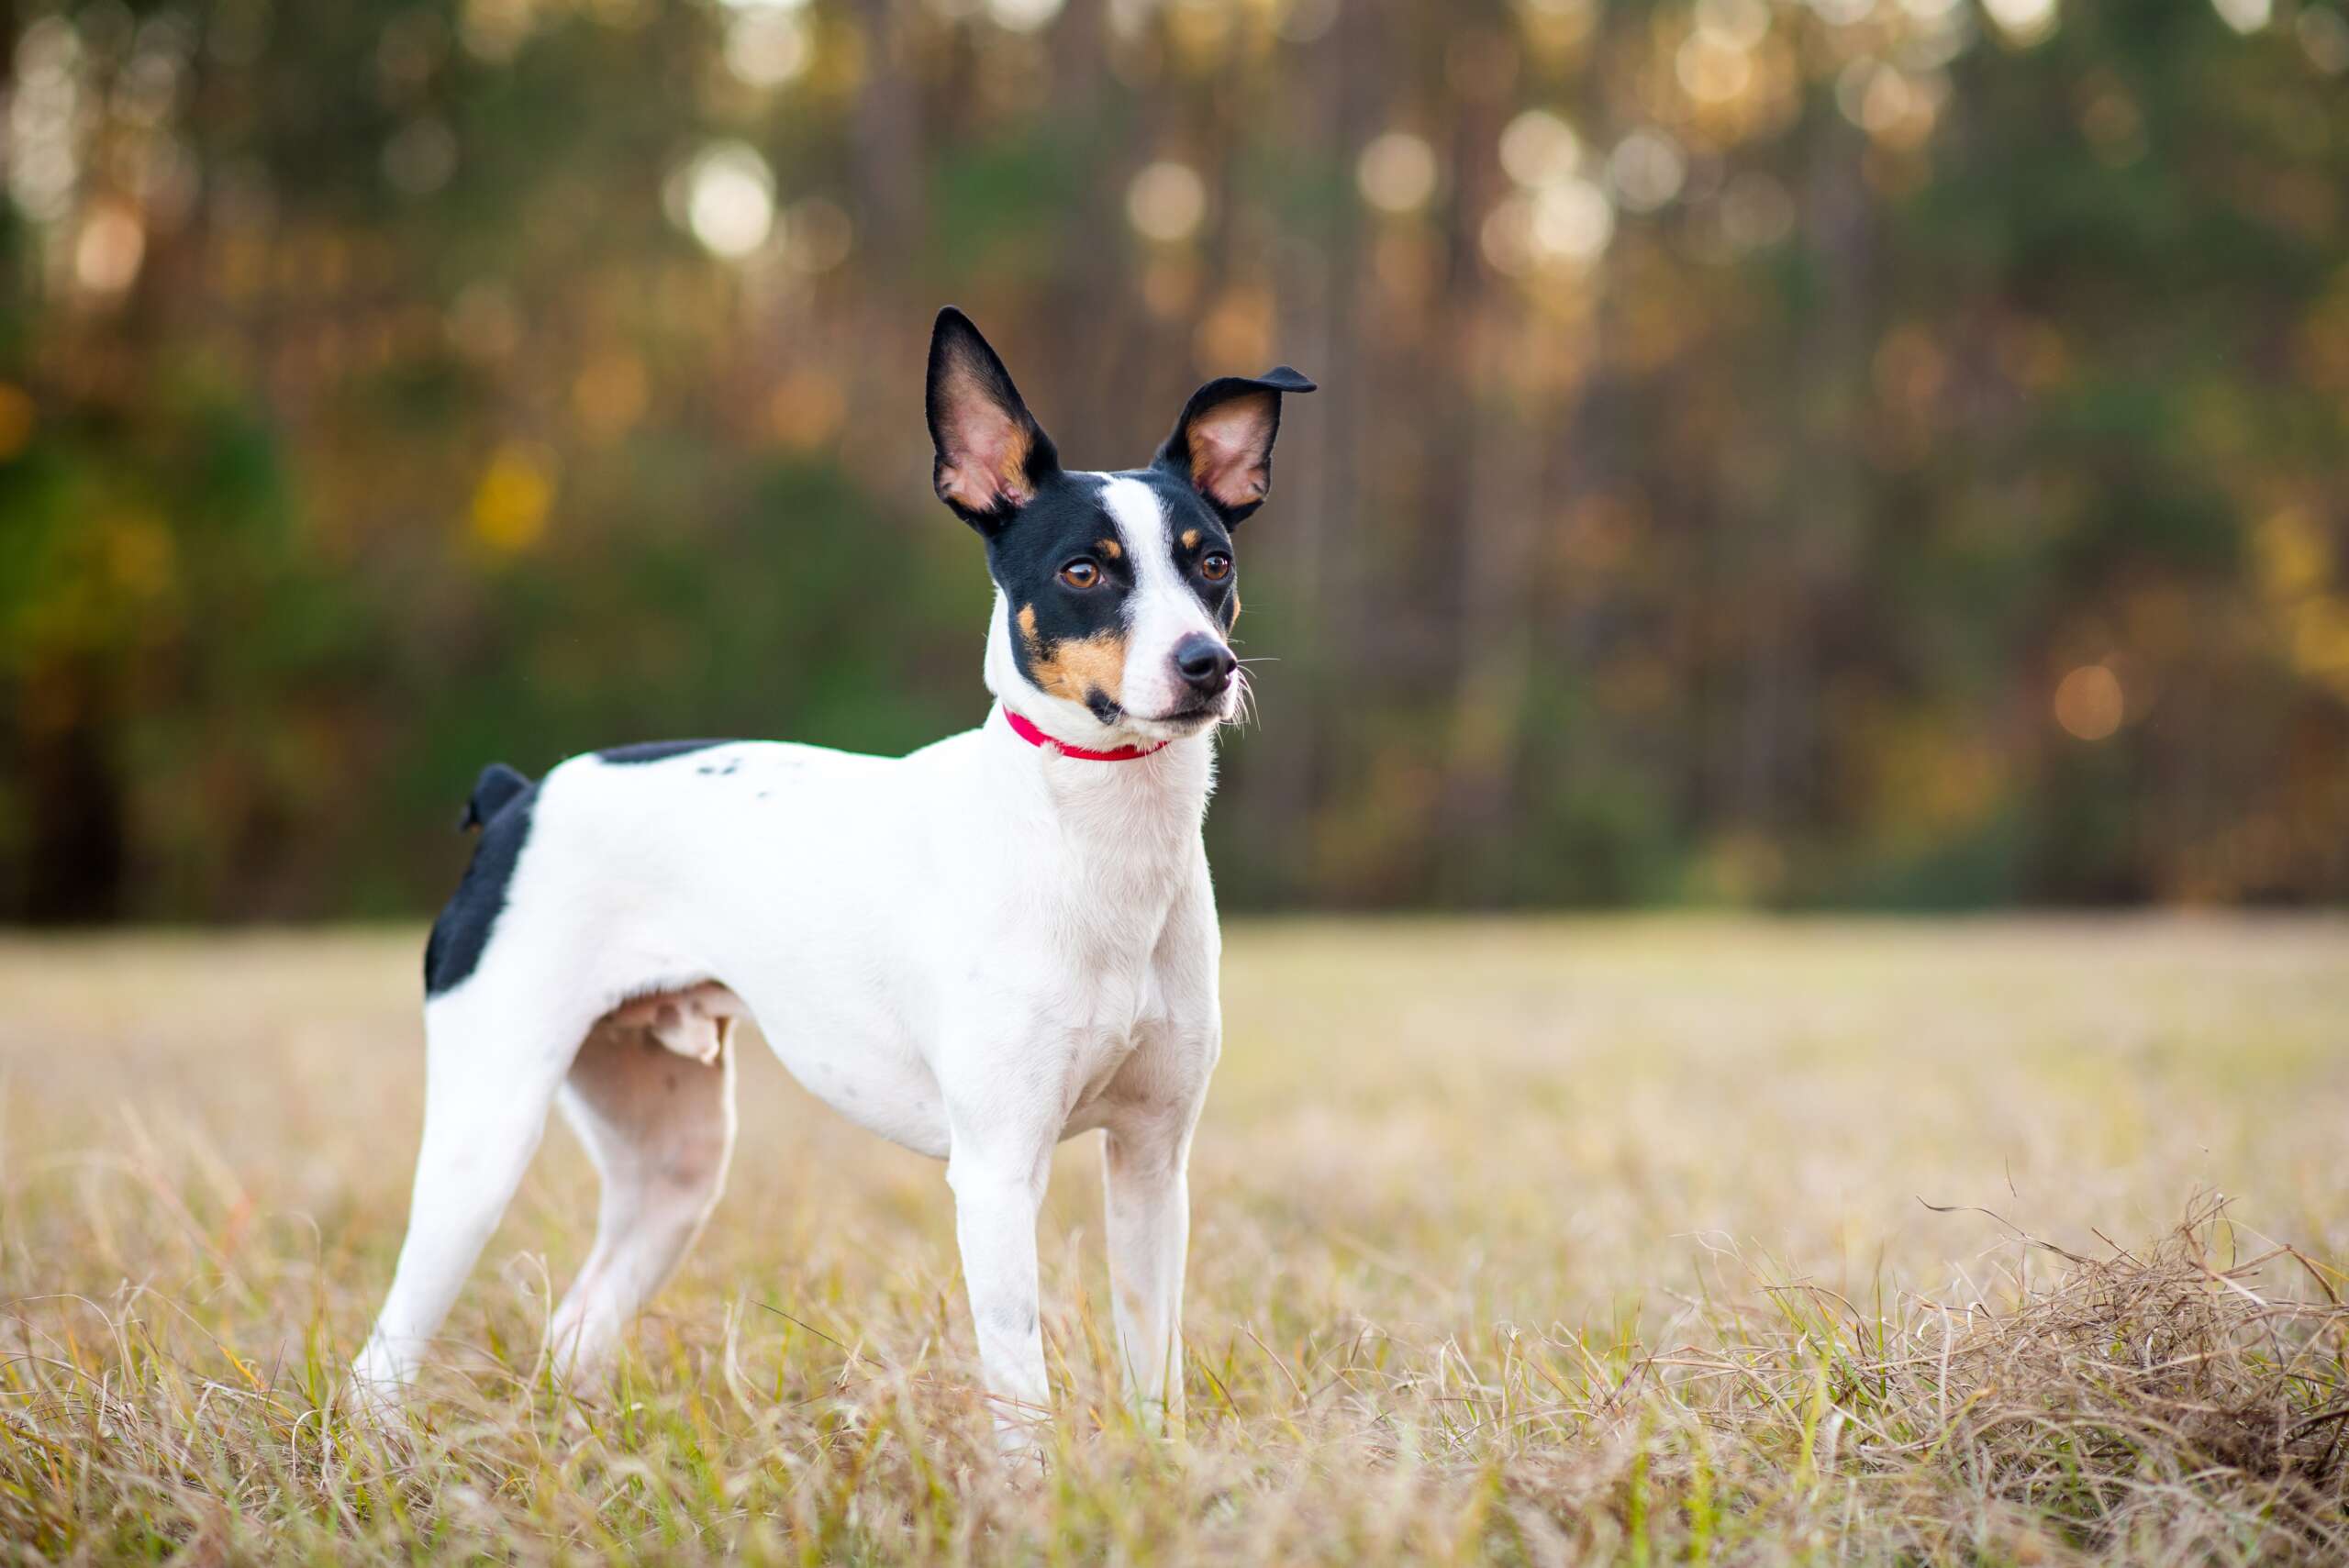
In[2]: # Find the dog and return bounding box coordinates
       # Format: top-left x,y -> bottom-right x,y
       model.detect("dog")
351,308 -> 1314,1449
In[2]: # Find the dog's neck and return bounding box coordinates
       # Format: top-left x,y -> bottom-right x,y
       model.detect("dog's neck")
979,600 -> 1218,854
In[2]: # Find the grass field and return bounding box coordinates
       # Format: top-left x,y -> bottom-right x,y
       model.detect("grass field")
2,918 -> 2345,1563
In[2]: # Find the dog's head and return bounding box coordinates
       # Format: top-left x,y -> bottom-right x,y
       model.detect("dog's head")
926,307 -> 1314,745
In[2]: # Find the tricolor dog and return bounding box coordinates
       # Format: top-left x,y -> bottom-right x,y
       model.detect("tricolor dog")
352,308 -> 1314,1449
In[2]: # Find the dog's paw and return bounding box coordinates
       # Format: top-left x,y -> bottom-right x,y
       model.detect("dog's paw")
340,1348 -> 416,1428
986,1410 -> 1053,1487
334,1369 -> 423,1470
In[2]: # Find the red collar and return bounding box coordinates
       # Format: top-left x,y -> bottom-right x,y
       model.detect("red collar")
1003,706 -> 1168,762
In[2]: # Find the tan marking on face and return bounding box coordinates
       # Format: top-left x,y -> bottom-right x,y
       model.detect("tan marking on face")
1181,528 -> 1202,550
1097,538 -> 1122,559
1018,607 -> 1128,707
1227,590 -> 1241,628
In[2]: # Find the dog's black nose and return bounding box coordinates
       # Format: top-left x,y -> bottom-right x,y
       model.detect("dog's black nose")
1173,634 -> 1237,695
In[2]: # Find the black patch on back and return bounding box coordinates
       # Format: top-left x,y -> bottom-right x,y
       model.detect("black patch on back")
596,739 -> 739,765
424,777 -> 539,997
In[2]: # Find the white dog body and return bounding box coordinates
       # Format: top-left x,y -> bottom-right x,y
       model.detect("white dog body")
355,314 -> 1313,1444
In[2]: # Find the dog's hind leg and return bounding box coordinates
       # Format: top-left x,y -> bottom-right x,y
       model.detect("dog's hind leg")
545,1006 -> 738,1387
351,981 -> 591,1407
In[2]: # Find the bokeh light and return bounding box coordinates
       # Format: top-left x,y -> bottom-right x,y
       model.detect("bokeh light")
1126,160 -> 1208,243
74,202 -> 145,294
1809,0 -> 1876,27
1980,0 -> 2059,46
2053,665 -> 2125,741
1479,194 -> 1537,276
674,142 -> 777,260
2210,0 -> 2270,33
1356,132 -> 1440,216
459,0 -> 535,63
724,9 -> 813,89
1608,131 -> 1686,214
1837,60 -> 1947,147
1531,176 -> 1614,262
469,442 -> 556,554
1697,0 -> 1773,48
1677,35 -> 1755,105
1498,109 -> 1583,187
9,17 -> 82,224
985,0 -> 1068,32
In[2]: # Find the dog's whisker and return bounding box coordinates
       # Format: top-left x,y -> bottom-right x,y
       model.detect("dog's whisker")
1230,668 -> 1263,732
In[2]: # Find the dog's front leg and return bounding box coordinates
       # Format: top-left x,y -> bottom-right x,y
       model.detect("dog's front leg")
944,1129 -> 1054,1460
1102,1113 -> 1194,1434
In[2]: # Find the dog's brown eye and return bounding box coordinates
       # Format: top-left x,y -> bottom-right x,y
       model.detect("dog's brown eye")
1059,560 -> 1100,589
1199,551 -> 1232,583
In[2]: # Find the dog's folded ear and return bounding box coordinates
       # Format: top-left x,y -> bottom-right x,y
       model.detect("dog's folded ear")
1154,365 -> 1316,526
927,307 -> 1059,528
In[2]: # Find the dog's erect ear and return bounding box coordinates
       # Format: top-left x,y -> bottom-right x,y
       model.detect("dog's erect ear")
1154,365 -> 1316,525
926,306 -> 1058,528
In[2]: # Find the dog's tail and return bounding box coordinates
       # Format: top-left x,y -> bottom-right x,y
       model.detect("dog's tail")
459,762 -> 533,832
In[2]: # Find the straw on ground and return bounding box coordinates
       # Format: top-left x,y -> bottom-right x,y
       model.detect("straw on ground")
1,918 -> 2344,1562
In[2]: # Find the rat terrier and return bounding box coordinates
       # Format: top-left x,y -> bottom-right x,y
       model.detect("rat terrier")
352,308 -> 1314,1449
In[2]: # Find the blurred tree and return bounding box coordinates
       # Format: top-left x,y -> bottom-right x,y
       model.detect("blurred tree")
2,0 -> 2344,920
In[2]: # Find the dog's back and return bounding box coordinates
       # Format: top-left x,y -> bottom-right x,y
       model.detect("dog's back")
423,738 -> 939,1018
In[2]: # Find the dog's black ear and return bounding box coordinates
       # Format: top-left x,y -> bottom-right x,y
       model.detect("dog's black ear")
1153,365 -> 1316,526
926,306 -> 1059,529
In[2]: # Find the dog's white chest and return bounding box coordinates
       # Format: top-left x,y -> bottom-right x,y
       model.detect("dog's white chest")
1058,968 -> 1167,1124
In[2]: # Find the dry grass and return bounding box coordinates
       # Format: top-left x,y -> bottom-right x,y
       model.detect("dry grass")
1,917 -> 2344,1564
